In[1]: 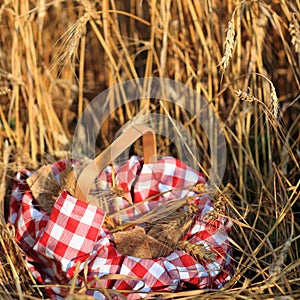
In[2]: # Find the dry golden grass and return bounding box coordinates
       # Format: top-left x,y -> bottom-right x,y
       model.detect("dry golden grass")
0,216 -> 44,299
0,0 -> 299,299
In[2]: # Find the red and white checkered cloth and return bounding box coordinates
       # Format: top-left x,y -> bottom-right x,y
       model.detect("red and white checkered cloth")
9,156 -> 233,299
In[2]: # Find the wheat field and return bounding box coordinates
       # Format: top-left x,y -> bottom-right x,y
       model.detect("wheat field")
0,0 -> 299,299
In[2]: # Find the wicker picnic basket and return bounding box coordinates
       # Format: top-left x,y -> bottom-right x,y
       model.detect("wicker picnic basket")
8,125 -> 233,299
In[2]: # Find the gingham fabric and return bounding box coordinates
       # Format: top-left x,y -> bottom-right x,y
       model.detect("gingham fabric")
9,156 -> 233,299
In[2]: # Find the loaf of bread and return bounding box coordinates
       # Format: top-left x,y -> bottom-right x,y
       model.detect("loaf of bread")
113,227 -> 172,258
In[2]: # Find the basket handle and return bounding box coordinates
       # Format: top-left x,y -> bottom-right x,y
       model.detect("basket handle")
74,124 -> 157,202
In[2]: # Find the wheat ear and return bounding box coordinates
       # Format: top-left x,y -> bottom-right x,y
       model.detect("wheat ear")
219,16 -> 235,72
289,14 -> 300,53
177,241 -> 217,262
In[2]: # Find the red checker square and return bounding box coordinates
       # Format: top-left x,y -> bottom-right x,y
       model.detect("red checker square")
106,246 -> 120,260
22,218 -> 36,239
148,188 -> 161,200
179,252 -> 197,267
116,280 -> 134,291
151,278 -> 166,289
37,219 -> 48,231
171,175 -> 181,187
86,225 -> 100,241
21,200 -> 33,215
74,198 -> 89,210
198,229 -> 211,240
174,158 -> 184,168
189,274 -> 203,286
64,216 -> 80,233
49,206 -> 62,223
131,261 -> 150,278
54,240 -> 69,258
119,181 -> 130,194
133,191 -> 144,203
37,231 -> 51,248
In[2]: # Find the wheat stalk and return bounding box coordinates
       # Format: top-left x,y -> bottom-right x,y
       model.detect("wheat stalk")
289,14 -> 300,53
235,75 -> 280,120
270,82 -> 279,120
177,240 -> 217,262
204,192 -> 228,221
0,216 -> 44,298
235,88 -> 259,103
52,12 -> 92,71
146,204 -> 198,255
219,15 -> 235,72
25,161 -> 77,213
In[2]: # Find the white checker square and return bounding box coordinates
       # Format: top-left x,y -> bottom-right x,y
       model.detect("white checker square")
61,257 -> 72,272
158,183 -> 172,193
164,162 -> 175,176
148,262 -> 165,278
176,266 -> 191,280
185,169 -> 198,182
51,223 -> 65,240
61,196 -> 76,215
81,207 -> 96,225
90,256 -> 109,270
68,233 -> 85,250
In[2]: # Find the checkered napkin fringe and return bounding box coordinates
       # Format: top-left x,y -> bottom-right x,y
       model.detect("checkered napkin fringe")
9,156 -> 233,299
